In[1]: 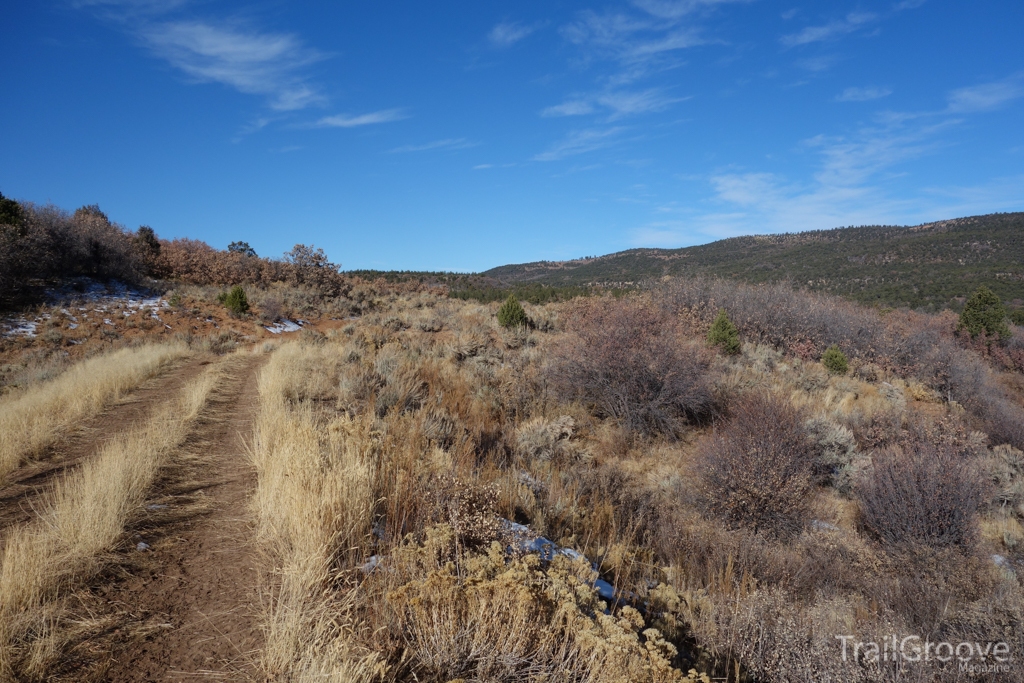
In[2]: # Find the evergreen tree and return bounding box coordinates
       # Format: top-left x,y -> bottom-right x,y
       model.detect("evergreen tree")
0,192 -> 24,232
219,285 -> 250,317
707,309 -> 740,354
959,286 -> 1010,340
497,294 -> 529,328
822,345 -> 849,375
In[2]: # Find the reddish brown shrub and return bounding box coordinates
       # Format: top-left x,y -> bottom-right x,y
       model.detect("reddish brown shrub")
546,297 -> 717,437
857,441 -> 984,552
697,393 -> 816,537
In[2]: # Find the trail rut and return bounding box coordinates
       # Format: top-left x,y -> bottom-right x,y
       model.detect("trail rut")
100,353 -> 266,682
0,357 -> 208,541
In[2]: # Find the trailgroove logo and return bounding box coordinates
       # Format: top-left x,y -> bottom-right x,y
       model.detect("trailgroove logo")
837,635 -> 1012,675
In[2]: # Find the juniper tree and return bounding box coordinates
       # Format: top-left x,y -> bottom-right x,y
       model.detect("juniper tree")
959,286 -> 1010,340
821,344 -> 848,375
707,309 -> 740,355
497,294 -> 529,329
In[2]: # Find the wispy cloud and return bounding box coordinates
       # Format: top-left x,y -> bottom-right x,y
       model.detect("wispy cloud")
315,109 -> 408,128
533,127 -> 626,161
947,74 -> 1024,113
542,100 -> 596,117
387,138 -> 475,153
631,83 -> 1024,247
599,89 -> 685,117
542,88 -> 683,119
562,11 -> 709,66
632,0 -> 754,20
836,86 -> 892,102
781,12 -> 877,47
488,21 -> 541,47
139,21 -> 326,110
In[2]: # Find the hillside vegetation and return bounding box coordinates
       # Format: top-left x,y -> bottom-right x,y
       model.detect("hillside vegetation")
4,195 -> 1024,681
483,213 -> 1024,312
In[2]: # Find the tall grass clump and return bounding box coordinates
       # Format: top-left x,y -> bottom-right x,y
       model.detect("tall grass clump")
0,343 -> 189,482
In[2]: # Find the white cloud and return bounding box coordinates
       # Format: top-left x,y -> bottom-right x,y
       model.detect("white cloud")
488,21 -> 540,47
387,138 -> 475,153
561,10 -> 709,67
315,109 -> 408,128
836,86 -> 892,102
541,100 -> 596,117
598,88 -> 684,117
781,12 -> 876,47
542,89 -> 683,119
140,21 -> 325,110
628,100 -> 1024,247
533,127 -> 626,161
947,75 -> 1024,113
632,0 -> 753,20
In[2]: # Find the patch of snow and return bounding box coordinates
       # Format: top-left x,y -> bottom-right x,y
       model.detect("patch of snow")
68,323 -> 78,330
103,319 -> 114,326
135,542 -> 151,551
811,520 -> 840,532
361,555 -> 382,574
3,320 -> 38,338
594,579 -> 616,601
265,319 -> 302,334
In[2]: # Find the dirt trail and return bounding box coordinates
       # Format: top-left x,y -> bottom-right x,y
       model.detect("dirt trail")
0,357 -> 209,540
101,353 -> 265,682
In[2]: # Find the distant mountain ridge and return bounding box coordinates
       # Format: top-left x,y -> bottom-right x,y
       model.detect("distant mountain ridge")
482,212 -> 1024,310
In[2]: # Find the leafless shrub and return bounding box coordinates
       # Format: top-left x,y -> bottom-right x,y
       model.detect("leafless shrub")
857,441 -> 984,552
547,297 -> 718,437
258,295 -> 283,322
698,393 -> 816,537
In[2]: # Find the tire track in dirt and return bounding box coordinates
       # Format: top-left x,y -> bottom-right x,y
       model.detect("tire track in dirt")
0,357 -> 209,542
100,353 -> 266,682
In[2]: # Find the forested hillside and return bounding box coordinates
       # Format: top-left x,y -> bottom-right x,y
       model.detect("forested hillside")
484,213 -> 1024,311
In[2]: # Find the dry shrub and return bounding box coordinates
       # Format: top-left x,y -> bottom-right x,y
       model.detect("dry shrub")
513,415 -> 584,465
364,526 -> 699,683
547,297 -> 717,437
698,393 -> 816,537
857,440 -> 984,552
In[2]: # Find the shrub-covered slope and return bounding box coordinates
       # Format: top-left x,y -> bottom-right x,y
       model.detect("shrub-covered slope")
484,212 -> 1024,311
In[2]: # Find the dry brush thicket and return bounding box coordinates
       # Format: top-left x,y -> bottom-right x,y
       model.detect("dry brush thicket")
247,282 -> 1024,682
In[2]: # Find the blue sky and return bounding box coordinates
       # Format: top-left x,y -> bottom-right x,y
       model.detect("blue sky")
2,1 -> 1023,272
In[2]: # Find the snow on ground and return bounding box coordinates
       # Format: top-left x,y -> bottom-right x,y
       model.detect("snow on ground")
265,319 -> 303,334
2,279 -> 168,339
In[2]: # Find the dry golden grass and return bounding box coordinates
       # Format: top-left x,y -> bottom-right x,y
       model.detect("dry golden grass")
251,342 -> 381,680
0,343 -> 190,482
0,356 -> 220,678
